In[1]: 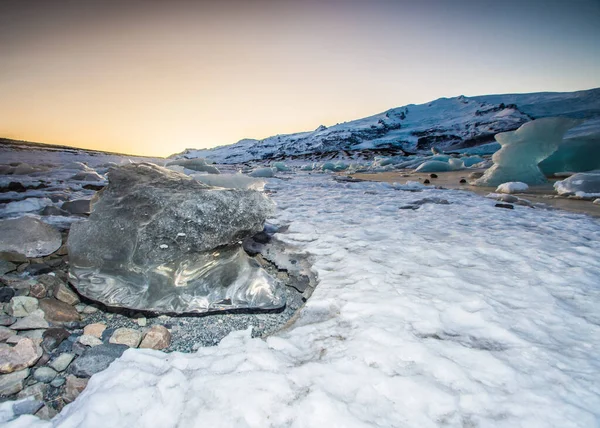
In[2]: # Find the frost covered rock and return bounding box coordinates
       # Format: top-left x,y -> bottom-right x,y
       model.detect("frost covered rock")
474,118 -> 583,186
68,163 -> 283,314
554,171 -> 600,198
495,182 -> 529,194
0,217 -> 62,258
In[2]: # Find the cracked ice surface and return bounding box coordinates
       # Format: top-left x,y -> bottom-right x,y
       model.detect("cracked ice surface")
15,173 -> 600,427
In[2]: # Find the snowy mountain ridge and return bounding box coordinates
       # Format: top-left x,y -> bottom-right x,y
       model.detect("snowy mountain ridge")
175,88 -> 600,164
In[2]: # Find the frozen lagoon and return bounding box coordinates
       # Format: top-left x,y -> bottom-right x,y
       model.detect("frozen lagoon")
10,171 -> 600,427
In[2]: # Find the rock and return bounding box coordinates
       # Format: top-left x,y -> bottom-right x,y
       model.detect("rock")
82,184 -> 105,191
61,199 -> 91,215
0,369 -> 30,396
79,335 -> 103,347
109,328 -> 142,348
71,171 -> 105,182
8,296 -> 39,317
64,375 -> 88,403
135,317 -> 147,327
0,338 -> 43,373
69,344 -> 128,378
24,263 -> 52,276
49,353 -> 75,372
41,328 -> 70,352
0,287 -> 16,303
38,298 -> 80,324
82,305 -> 98,314
53,282 -> 80,306
16,382 -> 47,401
50,377 -> 66,387
33,367 -> 57,383
35,404 -> 58,420
29,283 -> 47,299
423,179 -> 430,184
495,203 -> 514,209
67,163 -> 282,314
12,398 -> 45,417
459,178 -> 467,184
0,260 -> 17,275
33,351 -> 51,367
0,326 -> 15,341
139,325 -> 171,350
429,173 -> 438,178
56,245 -> 68,256
0,181 -> 27,193
0,252 -> 28,263
0,315 -> 16,327
11,314 -> 49,330
83,323 -> 106,338
40,206 -> 70,216
0,217 -> 62,258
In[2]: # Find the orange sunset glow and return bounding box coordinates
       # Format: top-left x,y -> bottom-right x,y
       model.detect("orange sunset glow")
1,0 -> 599,157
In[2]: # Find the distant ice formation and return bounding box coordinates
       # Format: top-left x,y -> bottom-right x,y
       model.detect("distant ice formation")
474,117 -> 583,186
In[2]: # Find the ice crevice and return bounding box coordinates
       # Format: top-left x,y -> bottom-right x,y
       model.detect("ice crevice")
13,173 -> 600,427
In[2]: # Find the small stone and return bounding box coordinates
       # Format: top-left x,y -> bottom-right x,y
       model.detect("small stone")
64,375 -> 88,403
0,369 -> 30,396
38,298 -> 80,324
34,352 -> 51,367
8,296 -> 39,317
495,203 -> 514,209
13,398 -> 45,417
109,328 -> 142,348
0,260 -> 17,275
50,376 -> 66,387
0,326 -> 15,342
29,283 -> 47,299
0,287 -> 16,303
72,341 -> 87,356
56,245 -> 69,256
459,178 -> 467,184
33,367 -> 57,383
0,315 -> 16,326
41,328 -> 70,352
69,344 -> 127,378
18,329 -> 46,340
136,317 -> 147,327
61,199 -> 91,215
16,382 -> 47,401
35,404 -> 58,420
11,314 -> 50,330
83,323 -> 106,338
79,334 -> 103,347
53,282 -> 80,306
75,304 -> 86,313
429,173 -> 438,178
0,338 -> 42,373
139,325 -> 171,350
49,353 -> 75,372
423,179 -> 430,184
82,305 -> 99,314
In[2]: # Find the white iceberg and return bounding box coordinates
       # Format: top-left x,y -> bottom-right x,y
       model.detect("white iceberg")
495,182 -> 529,194
554,171 -> 600,198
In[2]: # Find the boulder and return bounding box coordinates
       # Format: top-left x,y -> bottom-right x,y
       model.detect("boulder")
67,163 -> 283,314
0,338 -> 42,373
0,217 -> 62,258
139,325 -> 171,350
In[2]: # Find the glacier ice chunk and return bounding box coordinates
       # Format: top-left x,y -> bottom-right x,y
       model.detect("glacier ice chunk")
495,182 -> 529,194
474,118 -> 583,186
554,171 -> 600,198
249,167 -> 276,178
191,173 -> 266,190
166,158 -> 220,174
67,163 -> 283,314
415,158 -> 464,173
539,133 -> 600,175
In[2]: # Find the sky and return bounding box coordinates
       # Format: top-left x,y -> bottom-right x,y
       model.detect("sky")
0,0 -> 599,157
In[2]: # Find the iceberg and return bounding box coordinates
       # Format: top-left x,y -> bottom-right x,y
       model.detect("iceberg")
415,158 -> 464,173
474,118 -> 583,187
539,134 -> 600,175
68,163 -> 284,314
166,158 -> 220,174
554,171 -> 600,198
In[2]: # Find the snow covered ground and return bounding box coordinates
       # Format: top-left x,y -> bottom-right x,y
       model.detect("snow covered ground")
9,172 -> 600,427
